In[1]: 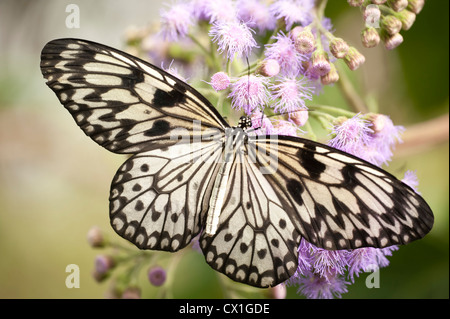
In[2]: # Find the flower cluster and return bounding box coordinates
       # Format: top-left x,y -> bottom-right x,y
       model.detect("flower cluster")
88,0 -> 428,299
350,0 -> 425,50
87,226 -> 168,299
328,113 -> 405,166
285,239 -> 399,299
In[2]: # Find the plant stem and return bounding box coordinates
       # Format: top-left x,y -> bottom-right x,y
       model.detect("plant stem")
308,104 -> 356,118
335,62 -> 368,113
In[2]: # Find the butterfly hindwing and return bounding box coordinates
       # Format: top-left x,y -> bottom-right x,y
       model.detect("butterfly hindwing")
110,140 -> 223,251
200,139 -> 301,288
40,38 -> 228,154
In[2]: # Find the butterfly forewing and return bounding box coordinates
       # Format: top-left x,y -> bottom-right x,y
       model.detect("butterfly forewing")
40,38 -> 228,154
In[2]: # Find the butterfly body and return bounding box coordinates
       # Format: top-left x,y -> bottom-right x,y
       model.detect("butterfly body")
41,38 -> 433,288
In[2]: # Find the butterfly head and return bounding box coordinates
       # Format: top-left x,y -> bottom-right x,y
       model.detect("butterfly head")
237,116 -> 252,130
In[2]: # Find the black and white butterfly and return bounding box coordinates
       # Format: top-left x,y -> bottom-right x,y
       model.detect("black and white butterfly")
40,38 -> 433,288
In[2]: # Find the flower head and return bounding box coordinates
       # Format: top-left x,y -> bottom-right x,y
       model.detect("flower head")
329,37 -> 349,59
204,0 -> 237,23
87,226 -> 105,248
228,75 -> 270,114
361,27 -> 381,48
294,270 -> 350,299
237,0 -> 276,33
308,245 -> 349,279
291,26 -> 316,55
270,0 -> 315,29
209,72 -> 231,91
92,254 -> 115,281
344,47 -> 366,70
265,32 -> 306,77
95,255 -> 115,274
250,109 -> 274,135
190,0 -> 211,20
270,77 -> 313,114
160,2 -> 194,41
366,114 -> 404,166
402,170 -> 421,194
257,59 -> 281,77
271,120 -> 299,136
290,109 -> 309,126
210,21 -> 258,61
328,114 -> 374,158
310,50 -> 332,77
148,266 -> 167,286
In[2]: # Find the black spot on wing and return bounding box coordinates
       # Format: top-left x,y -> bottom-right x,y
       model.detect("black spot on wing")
144,120 -> 171,137
286,179 -> 304,205
152,83 -> 186,108
296,145 -> 326,179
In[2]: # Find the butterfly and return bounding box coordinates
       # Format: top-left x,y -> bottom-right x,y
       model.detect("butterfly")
40,38 -> 434,288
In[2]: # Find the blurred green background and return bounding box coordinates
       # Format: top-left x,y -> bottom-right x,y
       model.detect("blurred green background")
0,0 -> 448,299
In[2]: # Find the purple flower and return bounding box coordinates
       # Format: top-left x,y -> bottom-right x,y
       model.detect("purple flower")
271,120 -> 299,136
160,2 -> 194,41
265,33 -> 307,77
257,59 -> 281,77
310,50 -> 331,77
293,270 -> 350,299
328,114 -> 405,167
298,240 -> 349,279
190,0 -> 211,20
209,72 -> 231,91
203,0 -> 237,23
95,255 -> 115,274
228,75 -> 270,114
402,170 -> 421,194
236,0 -> 276,33
290,109 -> 309,126
347,246 -> 398,282
209,21 -> 258,61
287,238 -> 399,299
92,254 -> 115,281
148,266 -> 167,286
327,114 -> 374,158
366,114 -> 405,166
270,77 -> 313,114
161,61 -> 187,82
250,109 -> 274,135
269,0 -> 315,29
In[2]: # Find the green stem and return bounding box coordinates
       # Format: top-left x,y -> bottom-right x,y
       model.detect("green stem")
189,34 -> 210,57
308,104 -> 356,118
303,120 -> 318,141
335,62 -> 368,113
316,0 -> 328,21
309,110 -> 335,131
164,251 -> 185,299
